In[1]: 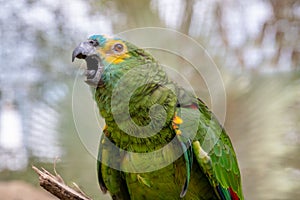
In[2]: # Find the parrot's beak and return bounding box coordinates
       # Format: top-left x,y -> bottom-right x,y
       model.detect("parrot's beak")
72,42 -> 103,87
72,41 -> 97,62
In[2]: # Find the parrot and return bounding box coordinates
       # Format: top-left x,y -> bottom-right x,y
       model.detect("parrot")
72,34 -> 244,200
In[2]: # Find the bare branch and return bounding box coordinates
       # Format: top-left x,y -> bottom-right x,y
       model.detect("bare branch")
32,166 -> 92,200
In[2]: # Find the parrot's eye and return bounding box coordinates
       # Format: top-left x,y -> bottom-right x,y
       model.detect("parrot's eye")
88,39 -> 99,47
112,43 -> 124,53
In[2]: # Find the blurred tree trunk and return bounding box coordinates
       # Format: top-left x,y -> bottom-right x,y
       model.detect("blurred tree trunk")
112,0 -> 163,31
268,0 -> 300,68
180,0 -> 194,34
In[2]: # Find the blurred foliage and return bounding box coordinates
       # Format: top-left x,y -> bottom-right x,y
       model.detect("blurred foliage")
0,0 -> 299,199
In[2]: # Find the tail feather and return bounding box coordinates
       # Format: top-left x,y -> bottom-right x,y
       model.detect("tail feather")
217,185 -> 240,200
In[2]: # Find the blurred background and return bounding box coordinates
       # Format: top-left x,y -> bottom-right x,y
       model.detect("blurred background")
0,0 -> 299,199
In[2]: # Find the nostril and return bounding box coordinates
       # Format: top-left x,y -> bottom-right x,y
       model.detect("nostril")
88,39 -> 99,47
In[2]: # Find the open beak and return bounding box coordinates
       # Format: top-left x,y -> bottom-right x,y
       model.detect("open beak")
72,42 -> 103,87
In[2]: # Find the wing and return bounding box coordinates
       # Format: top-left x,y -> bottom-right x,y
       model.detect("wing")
97,126 -> 130,200
176,88 -> 243,200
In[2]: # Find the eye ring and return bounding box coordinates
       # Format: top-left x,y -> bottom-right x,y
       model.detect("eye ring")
113,43 -> 124,53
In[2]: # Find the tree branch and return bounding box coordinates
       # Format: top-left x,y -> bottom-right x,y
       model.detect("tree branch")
32,166 -> 92,200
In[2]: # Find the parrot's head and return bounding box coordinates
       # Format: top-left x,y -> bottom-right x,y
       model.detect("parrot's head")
72,34 -> 150,87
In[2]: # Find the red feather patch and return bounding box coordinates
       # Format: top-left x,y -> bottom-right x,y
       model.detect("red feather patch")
182,103 -> 198,110
229,187 -> 239,200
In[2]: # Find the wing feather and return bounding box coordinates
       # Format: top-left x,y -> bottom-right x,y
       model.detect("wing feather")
178,93 -> 244,200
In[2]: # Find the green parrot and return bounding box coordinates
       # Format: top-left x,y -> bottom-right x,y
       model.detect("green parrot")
72,35 -> 244,200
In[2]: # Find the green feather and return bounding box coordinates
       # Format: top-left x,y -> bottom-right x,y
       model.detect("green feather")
177,136 -> 193,198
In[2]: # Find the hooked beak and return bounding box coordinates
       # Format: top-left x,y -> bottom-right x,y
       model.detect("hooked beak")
72,41 -> 96,62
72,41 -> 104,87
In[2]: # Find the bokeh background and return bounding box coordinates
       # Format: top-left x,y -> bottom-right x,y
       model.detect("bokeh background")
0,0 -> 299,199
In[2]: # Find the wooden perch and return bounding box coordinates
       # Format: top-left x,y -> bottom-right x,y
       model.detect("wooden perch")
32,166 -> 92,200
